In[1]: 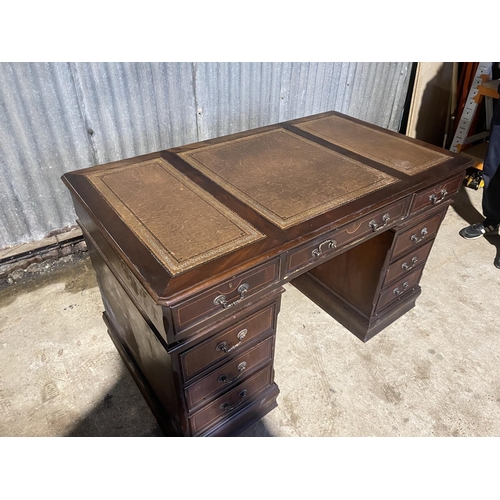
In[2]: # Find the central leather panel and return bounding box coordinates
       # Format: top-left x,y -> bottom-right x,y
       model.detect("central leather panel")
180,129 -> 398,229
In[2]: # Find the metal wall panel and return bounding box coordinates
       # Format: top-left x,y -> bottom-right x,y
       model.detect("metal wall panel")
0,62 -> 411,249
71,62 -> 199,164
0,63 -> 95,247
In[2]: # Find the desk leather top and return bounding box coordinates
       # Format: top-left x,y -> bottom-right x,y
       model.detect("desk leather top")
62,111 -> 470,303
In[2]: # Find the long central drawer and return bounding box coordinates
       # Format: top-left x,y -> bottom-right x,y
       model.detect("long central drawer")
286,195 -> 411,277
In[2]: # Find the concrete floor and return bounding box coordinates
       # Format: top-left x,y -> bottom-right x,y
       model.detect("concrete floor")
1,185 -> 499,437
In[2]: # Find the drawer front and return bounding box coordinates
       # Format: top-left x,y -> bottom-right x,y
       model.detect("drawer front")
185,336 -> 274,410
410,173 -> 463,213
286,196 -> 411,277
190,365 -> 273,436
392,211 -> 445,259
384,240 -> 434,285
179,300 -> 278,382
376,267 -> 424,313
173,258 -> 280,332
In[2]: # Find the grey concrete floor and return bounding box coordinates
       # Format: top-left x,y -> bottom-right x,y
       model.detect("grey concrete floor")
1,185 -> 500,437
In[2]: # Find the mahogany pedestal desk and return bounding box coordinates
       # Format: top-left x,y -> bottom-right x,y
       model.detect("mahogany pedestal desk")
62,111 -> 471,437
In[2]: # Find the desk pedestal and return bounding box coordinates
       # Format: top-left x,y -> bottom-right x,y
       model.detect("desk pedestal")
292,203 -> 447,342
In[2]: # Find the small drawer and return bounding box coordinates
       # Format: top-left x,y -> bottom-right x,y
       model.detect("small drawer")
286,196 -> 411,277
384,240 -> 434,285
189,365 -> 273,436
410,173 -> 463,213
172,258 -> 280,332
376,267 -> 424,313
179,300 -> 278,382
185,336 -> 274,410
392,211 -> 445,259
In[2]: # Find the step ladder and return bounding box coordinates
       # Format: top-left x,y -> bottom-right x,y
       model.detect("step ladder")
450,62 -> 492,153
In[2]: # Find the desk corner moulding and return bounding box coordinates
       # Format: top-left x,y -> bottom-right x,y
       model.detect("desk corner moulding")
61,111 -> 471,437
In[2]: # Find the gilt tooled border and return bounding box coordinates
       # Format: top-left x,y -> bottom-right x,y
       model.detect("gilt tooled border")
296,115 -> 452,175
180,129 -> 398,229
86,159 -> 265,276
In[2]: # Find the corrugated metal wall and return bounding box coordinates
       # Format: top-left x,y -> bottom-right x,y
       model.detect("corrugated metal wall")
0,62 -> 412,249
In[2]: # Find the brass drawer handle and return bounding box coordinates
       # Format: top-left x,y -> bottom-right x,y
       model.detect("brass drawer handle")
218,362 -> 247,384
220,389 -> 248,411
411,227 -> 428,244
393,281 -> 409,295
216,329 -> 247,353
369,213 -> 390,232
214,283 -> 249,309
311,239 -> 337,258
401,257 -> 418,271
429,189 -> 447,205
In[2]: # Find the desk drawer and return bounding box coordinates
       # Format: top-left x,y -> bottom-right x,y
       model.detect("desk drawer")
173,258 -> 279,332
392,210 -> 445,259
384,240 -> 434,285
185,336 -> 274,410
410,173 -> 463,213
179,300 -> 278,382
376,266 -> 424,313
189,365 -> 273,436
286,196 -> 410,276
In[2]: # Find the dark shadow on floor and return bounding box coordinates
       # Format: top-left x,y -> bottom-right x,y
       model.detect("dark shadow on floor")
66,368 -> 164,437
238,419 -> 275,437
451,185 -> 484,225
451,186 -> 500,267
66,365 -> 275,437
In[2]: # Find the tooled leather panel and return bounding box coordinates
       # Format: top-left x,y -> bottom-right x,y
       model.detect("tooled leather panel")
86,159 -> 264,276
295,115 -> 451,175
180,129 -> 398,229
